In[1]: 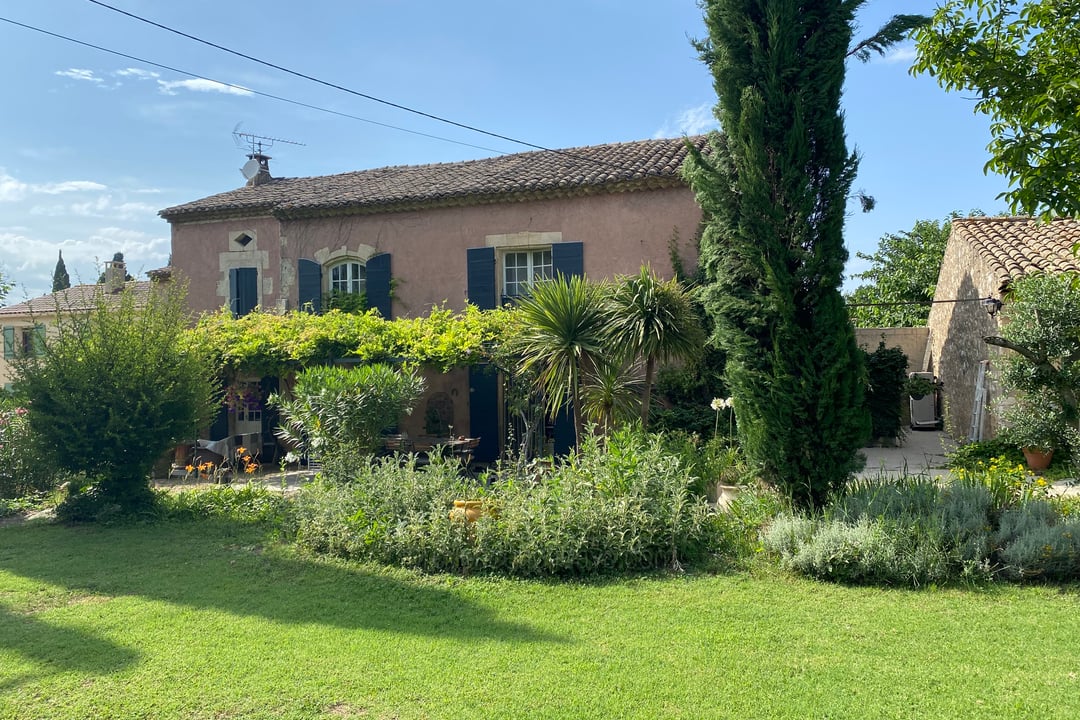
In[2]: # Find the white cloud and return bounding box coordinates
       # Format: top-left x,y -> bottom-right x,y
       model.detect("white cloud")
0,170 -> 108,202
883,45 -> 918,64
31,196 -> 158,222
55,68 -> 103,83
157,78 -> 252,96
114,67 -> 160,79
654,102 -> 718,139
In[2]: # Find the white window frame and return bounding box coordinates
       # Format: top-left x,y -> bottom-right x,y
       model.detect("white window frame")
501,247 -> 552,301
328,260 -> 366,296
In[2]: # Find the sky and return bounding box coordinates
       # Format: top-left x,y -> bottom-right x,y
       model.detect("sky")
0,0 -> 1009,301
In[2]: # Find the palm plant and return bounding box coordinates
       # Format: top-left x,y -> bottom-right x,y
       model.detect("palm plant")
514,274 -> 609,446
579,356 -> 644,434
606,266 -> 704,429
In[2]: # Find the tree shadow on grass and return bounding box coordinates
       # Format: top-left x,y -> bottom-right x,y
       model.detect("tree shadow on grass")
0,603 -> 140,693
0,522 -> 563,650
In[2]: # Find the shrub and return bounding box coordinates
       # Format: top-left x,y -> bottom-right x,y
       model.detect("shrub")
862,341 -> 909,445
763,476 -> 997,586
10,282 -> 217,513
159,484 -> 291,525
994,501 -> 1080,582
0,400 -> 57,498
947,438 -> 1024,471
951,456 -> 1052,510
290,427 -> 721,577
272,363 -> 425,459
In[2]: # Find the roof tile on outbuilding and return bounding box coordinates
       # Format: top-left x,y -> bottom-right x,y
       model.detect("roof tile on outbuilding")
0,282 -> 155,317
159,136 -> 708,222
951,216 -> 1080,292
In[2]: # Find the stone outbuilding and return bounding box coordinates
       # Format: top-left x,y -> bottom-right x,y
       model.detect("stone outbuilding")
927,216 -> 1080,440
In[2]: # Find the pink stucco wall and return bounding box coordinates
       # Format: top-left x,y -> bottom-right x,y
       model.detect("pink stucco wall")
169,187 -> 702,317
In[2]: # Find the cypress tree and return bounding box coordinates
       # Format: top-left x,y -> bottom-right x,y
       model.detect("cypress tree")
685,0 -> 871,508
52,250 -> 70,292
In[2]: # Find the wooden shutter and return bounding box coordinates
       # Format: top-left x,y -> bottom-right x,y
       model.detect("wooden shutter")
2,326 -> 13,359
366,253 -> 392,318
229,267 -> 258,318
468,364 -> 500,463
552,241 -> 584,278
297,259 -> 322,313
31,325 -> 45,356
466,247 -> 496,310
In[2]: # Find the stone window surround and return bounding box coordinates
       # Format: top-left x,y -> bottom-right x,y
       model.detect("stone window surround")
485,231 -> 563,299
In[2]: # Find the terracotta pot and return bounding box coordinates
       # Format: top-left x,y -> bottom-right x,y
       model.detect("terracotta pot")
1022,447 -> 1054,472
449,500 -> 487,522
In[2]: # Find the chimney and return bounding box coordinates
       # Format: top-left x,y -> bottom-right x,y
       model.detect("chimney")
246,153 -> 273,187
104,252 -> 127,294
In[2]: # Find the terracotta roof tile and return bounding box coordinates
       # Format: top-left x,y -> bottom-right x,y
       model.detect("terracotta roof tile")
160,136 -> 706,222
951,216 -> 1080,292
0,281 -> 155,317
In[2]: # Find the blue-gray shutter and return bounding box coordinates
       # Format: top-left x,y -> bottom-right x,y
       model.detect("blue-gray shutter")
551,241 -> 583,450
366,253 -> 392,318
552,241 -> 584,278
229,267 -> 258,318
31,324 -> 45,356
468,364 -> 500,463
2,326 -> 13,359
466,247 -> 496,310
297,259 -> 322,313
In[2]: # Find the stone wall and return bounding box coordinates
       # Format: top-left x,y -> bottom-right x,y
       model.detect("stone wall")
926,233 -> 1005,441
854,327 -> 930,372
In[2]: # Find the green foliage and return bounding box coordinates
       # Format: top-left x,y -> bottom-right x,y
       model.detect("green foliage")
291,427 -> 720,577
323,289 -> 366,314
846,214 -> 969,327
192,304 -> 512,377
51,250 -> 70,293
272,363 -> 425,458
685,0 -> 871,509
651,345 -> 728,436
951,456 -> 1053,510
947,438 -> 1024,471
11,283 -> 217,513
914,1 -> 1080,218
992,273 -> 1080,425
512,274 -> 609,446
995,501 -> 1080,582
0,266 -> 11,304
158,484 -> 290,525
0,399 -> 58,499
862,341 -> 909,444
605,265 -> 704,428
847,13 -> 930,62
998,393 -> 1069,452
764,476 -> 998,586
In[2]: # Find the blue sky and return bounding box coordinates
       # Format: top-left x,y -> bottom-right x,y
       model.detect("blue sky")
0,0 -> 1007,301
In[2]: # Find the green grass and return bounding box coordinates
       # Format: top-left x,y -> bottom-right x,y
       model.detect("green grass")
1,520 -> 1079,719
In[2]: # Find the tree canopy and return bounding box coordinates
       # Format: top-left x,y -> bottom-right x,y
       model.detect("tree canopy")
846,212 -> 978,327
51,250 -> 70,293
913,0 -> 1080,217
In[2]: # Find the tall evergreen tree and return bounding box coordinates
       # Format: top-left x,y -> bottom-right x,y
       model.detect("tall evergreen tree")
51,250 -> 70,292
685,0 -> 872,508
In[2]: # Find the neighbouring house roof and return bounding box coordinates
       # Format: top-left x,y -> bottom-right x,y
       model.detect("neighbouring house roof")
159,136 -> 708,222
0,281 -> 155,317
951,216 -> 1080,292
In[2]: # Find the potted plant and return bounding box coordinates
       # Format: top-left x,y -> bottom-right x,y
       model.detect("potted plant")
998,396 -> 1064,471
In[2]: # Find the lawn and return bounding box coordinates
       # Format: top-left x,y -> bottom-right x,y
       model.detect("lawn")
1,519 -> 1078,719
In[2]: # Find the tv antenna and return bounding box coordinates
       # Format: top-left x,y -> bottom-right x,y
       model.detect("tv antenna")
232,124 -> 304,180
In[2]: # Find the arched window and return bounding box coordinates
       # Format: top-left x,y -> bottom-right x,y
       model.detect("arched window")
329,261 -> 366,295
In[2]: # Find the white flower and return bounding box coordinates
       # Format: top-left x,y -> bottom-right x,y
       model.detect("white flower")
284,451 -> 299,464
711,398 -> 724,412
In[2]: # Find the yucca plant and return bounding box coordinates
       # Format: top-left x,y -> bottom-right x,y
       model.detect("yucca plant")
606,266 -> 704,429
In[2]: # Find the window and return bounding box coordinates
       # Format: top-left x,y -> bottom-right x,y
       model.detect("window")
3,325 -> 44,359
502,248 -> 552,300
329,261 -> 366,295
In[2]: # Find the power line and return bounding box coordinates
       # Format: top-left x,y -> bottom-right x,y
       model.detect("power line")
85,0 -> 656,179
0,15 -> 511,156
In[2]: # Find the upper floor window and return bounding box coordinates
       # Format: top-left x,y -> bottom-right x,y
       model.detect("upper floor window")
329,261 -> 366,295
502,248 -> 552,301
